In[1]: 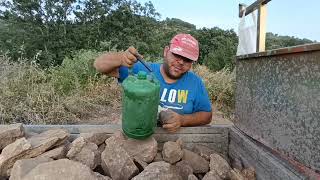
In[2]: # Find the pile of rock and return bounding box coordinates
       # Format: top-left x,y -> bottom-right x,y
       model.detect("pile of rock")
0,124 -> 255,180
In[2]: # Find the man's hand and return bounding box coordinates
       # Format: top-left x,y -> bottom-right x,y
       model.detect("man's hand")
159,109 -> 183,133
94,46 -> 144,76
120,46 -> 143,67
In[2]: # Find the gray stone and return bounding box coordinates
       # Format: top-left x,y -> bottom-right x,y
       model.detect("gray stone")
0,129 -> 69,177
0,138 -> 32,177
162,141 -> 183,164
122,136 -> 157,163
188,174 -> 198,180
94,172 -> 112,180
67,137 -> 86,156
0,123 -> 24,150
153,152 -> 163,162
182,149 -> 209,173
24,131 -> 38,138
133,157 -> 148,172
241,167 -> 256,180
209,153 -> 231,179
97,143 -> 106,165
25,129 -> 69,158
21,159 -> 106,180
38,145 -> 67,160
112,130 -> 126,142
175,160 -> 193,180
203,171 -> 222,180
80,132 -> 109,146
101,135 -> 139,180
229,169 -> 245,180
132,161 -> 183,180
193,144 -> 218,161
67,137 -> 99,169
9,156 -> 52,180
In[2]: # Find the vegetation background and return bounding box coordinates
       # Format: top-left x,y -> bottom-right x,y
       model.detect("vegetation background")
0,0 -> 315,124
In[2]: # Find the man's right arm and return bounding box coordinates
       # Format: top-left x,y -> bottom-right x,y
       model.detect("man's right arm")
94,47 -> 140,77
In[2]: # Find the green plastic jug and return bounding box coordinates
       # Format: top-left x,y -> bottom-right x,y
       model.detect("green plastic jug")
121,71 -> 160,139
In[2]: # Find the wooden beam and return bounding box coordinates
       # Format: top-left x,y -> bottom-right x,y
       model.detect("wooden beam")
239,0 -> 271,17
239,4 -> 246,17
257,3 -> 267,52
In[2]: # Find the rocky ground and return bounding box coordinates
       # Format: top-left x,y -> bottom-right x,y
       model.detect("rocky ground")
0,123 -> 254,180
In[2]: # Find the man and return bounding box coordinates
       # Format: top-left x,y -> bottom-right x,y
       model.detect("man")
94,33 -> 212,132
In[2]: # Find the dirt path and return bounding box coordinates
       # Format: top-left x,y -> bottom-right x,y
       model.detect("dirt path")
210,105 -> 233,125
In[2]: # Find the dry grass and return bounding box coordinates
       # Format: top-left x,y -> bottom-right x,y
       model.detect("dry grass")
0,53 -> 121,124
193,64 -> 235,118
0,52 -> 235,124
0,56 -> 73,124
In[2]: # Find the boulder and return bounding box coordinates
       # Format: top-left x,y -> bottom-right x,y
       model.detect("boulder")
9,156 -> 52,180
96,143 -> 106,165
101,135 -> 138,180
0,129 -> 69,177
182,149 -> 209,173
67,137 -> 99,169
153,152 -> 163,162
241,167 -> 256,180
188,174 -> 198,180
133,157 -> 148,172
0,138 -> 32,177
132,161 -> 182,180
94,172 -> 112,180
21,159 -> 110,180
0,123 -> 24,150
162,140 -> 183,164
24,131 -> 38,138
80,132 -> 109,146
122,136 -> 157,163
229,169 -> 245,180
209,153 -> 231,179
25,129 -> 69,158
175,160 -> 193,180
38,145 -> 67,160
192,144 -> 218,161
203,171 -> 222,180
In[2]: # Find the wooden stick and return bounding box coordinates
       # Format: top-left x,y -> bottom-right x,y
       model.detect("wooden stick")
257,3 -> 267,52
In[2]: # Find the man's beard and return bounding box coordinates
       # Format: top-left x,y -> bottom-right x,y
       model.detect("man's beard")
162,62 -> 186,80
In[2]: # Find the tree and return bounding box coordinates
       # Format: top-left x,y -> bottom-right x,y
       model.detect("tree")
0,0 -> 76,66
266,32 -> 315,50
194,27 -> 238,71
1,0 -> 316,71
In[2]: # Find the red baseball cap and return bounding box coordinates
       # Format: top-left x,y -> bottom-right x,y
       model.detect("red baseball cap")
169,33 -> 199,61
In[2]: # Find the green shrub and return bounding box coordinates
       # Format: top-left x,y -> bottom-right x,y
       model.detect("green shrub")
50,50 -> 100,95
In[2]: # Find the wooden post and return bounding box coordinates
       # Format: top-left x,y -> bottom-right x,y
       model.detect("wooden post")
257,4 -> 267,52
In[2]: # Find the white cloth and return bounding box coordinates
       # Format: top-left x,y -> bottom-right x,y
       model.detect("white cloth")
237,10 -> 257,55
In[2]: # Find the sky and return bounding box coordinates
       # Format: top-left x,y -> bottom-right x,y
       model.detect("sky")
136,0 -> 320,42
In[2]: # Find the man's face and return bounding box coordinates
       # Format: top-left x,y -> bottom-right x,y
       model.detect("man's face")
162,46 -> 193,80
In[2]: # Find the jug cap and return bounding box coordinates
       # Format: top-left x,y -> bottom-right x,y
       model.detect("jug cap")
137,71 -> 147,80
